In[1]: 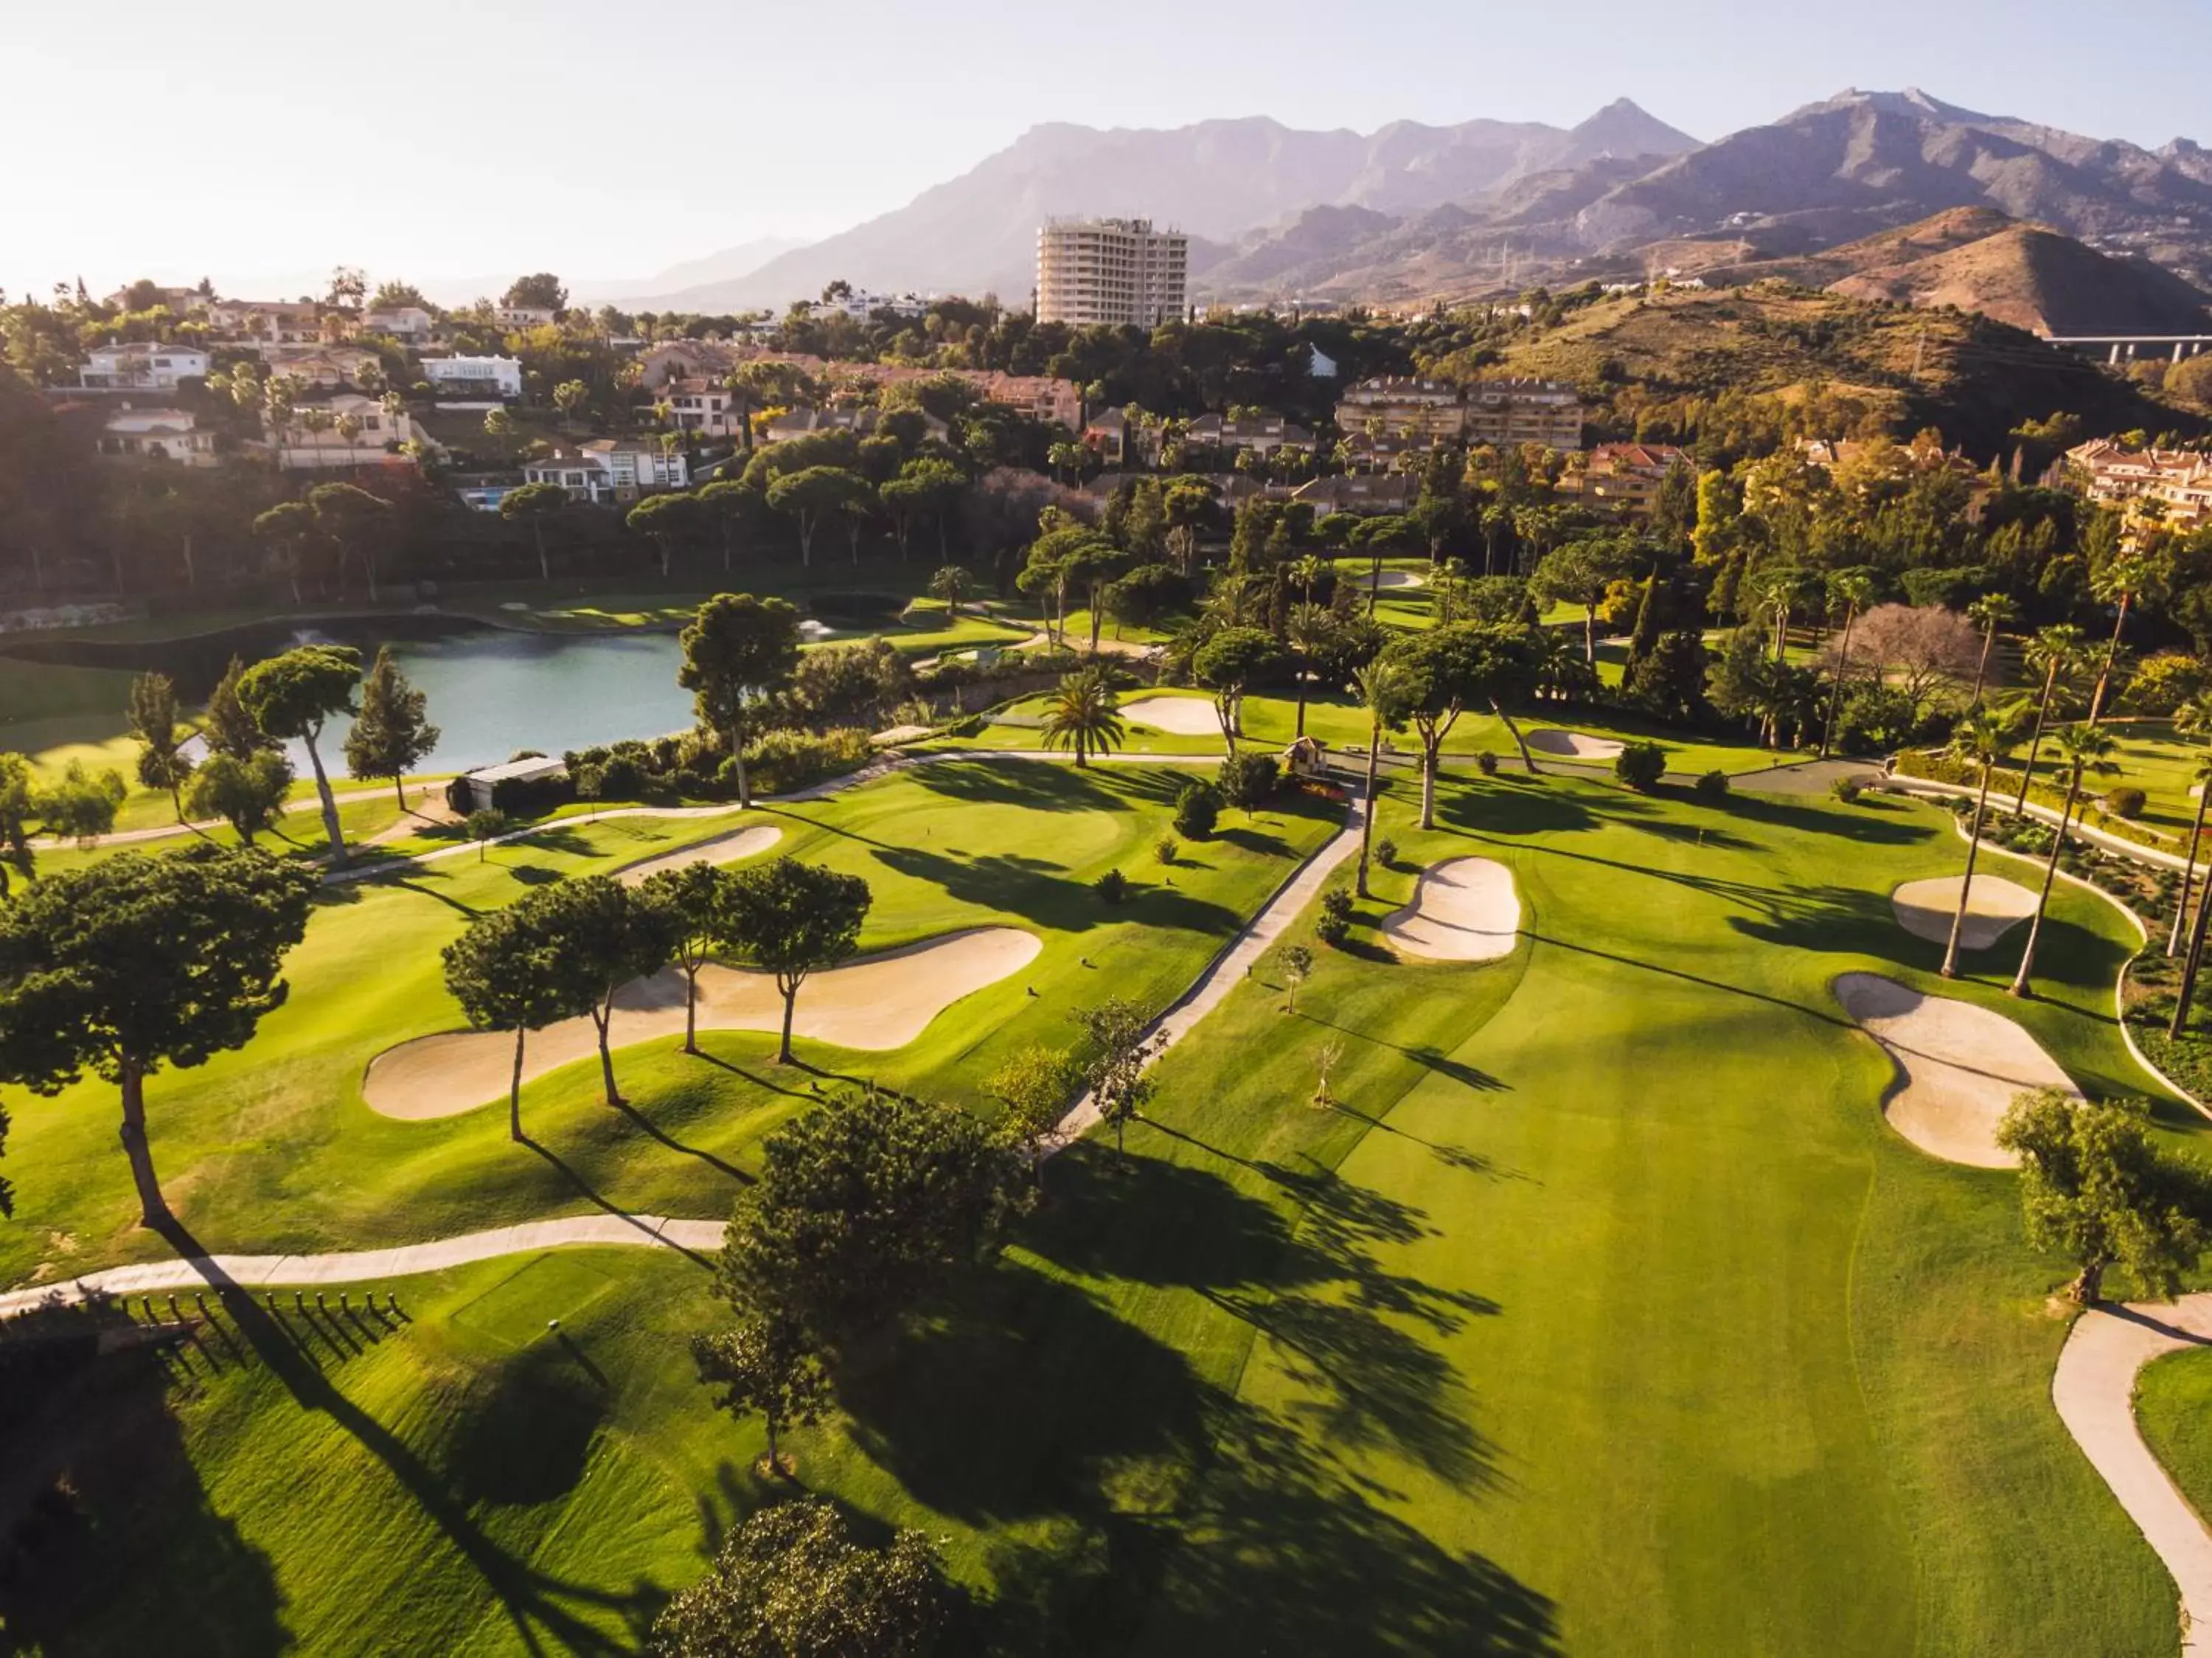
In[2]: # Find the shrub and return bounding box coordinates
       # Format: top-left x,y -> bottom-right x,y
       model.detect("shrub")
1614,742 -> 1666,791
1154,834 -> 1178,865
1095,869 -> 1129,904
741,727 -> 874,794
1694,769 -> 1730,803
509,748 -> 547,763
1174,781 -> 1221,839
598,753 -> 646,799
1374,836 -> 1398,868
1315,886 -> 1355,948
1832,776 -> 1863,805
1217,752 -> 1281,814
573,763 -> 607,800
2107,786 -> 2147,819
1476,750 -> 1500,777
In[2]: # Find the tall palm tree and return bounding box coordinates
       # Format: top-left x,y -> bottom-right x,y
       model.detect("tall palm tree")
1939,707 -> 2017,979
1817,568 -> 1877,760
2011,723 -> 2120,999
2168,694 -> 2212,955
1037,666 -> 1124,769
1287,603 -> 1336,738
1964,592 -> 2017,710
2171,758 -> 2212,1036
2014,624 -> 2089,814
2087,553 -> 2164,725
1354,659 -> 1412,899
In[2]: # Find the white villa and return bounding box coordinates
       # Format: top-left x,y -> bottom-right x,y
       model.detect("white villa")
98,407 -> 218,466
78,341 -> 210,391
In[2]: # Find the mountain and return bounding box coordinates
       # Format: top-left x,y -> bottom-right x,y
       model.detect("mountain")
706,103 -> 1698,308
589,238 -> 812,310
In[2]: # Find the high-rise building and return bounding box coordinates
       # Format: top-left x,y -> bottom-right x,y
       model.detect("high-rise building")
1035,217 -> 1188,327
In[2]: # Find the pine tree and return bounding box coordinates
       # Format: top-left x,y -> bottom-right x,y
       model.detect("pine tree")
127,672 -> 194,822
1624,570 -> 1663,669
203,656 -> 268,761
342,645 -> 440,809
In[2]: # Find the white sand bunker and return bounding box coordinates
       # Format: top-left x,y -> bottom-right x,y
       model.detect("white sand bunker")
1891,875 -> 2039,951
1354,569 -> 1427,591
616,825 -> 782,885
1526,729 -> 1625,760
1381,857 -> 1520,961
1121,696 -> 1222,736
365,927 -> 1041,1120
1833,971 -> 2079,1168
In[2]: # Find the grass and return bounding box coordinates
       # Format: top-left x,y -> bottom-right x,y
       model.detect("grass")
4,761 -> 2194,1654
2136,1344 -> 2212,1527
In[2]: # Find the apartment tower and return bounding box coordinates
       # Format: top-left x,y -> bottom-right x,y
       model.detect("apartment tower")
1035,217 -> 1189,327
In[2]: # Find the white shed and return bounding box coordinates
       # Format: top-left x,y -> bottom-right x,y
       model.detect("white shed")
457,755 -> 566,812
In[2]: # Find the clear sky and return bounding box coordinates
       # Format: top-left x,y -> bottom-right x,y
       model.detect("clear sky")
9,0 -> 2211,301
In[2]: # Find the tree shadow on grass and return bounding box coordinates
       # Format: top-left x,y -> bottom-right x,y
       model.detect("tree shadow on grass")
908,757 -> 1135,814
520,1139 -> 717,1269
1726,790 -> 1936,847
507,862 -> 564,886
613,1097 -> 752,1186
1525,930 -> 1855,1029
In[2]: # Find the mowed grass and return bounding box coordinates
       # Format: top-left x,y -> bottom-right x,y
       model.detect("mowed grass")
0,759 -> 1335,1286
2136,1345 -> 2212,1523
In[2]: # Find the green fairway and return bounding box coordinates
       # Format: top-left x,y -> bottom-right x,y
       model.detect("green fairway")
2136,1345 -> 2212,1522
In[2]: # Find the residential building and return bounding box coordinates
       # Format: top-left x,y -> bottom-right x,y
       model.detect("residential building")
636,346 -> 1082,430
2067,439 -> 2212,532
1334,375 -> 1582,451
422,355 -> 524,399
1186,413 -> 1316,457
362,306 -> 436,344
102,284 -> 204,314
1035,217 -> 1189,327
1084,407 -> 1135,467
665,377 -> 739,436
495,304 -> 558,330
810,289 -> 928,322
759,406 -> 949,445
265,394 -> 420,470
77,341 -> 210,390
262,345 -> 380,390
1561,443 -> 1692,518
1291,474 -> 1419,516
97,406 -> 218,466
522,440 -> 689,504
206,299 -> 326,345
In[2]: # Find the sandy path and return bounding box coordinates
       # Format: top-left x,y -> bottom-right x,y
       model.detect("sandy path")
364,927 -> 1041,1120
1381,858 -> 1519,961
1121,696 -> 1224,737
1832,971 -> 2078,1167
1526,729 -> 1625,760
2053,1294 -> 2212,1651
615,825 -> 781,885
1892,874 -> 2039,950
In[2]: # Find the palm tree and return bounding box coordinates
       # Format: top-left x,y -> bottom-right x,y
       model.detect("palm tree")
2087,553 -> 2165,724
2010,723 -> 2120,999
1354,659 -> 1412,899
2014,624 -> 2089,814
1037,666 -> 1124,769
1939,707 -> 2017,978
1964,592 -> 2017,710
2168,695 -> 2212,956
1287,603 -> 1336,738
2171,757 -> 2212,1036
1817,568 -> 1877,760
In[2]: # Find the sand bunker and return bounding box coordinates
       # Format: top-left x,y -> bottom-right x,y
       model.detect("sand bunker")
615,825 -> 781,885
1892,875 -> 2039,951
1526,729 -> 1625,760
1381,857 -> 1520,961
1121,696 -> 1223,736
364,927 -> 1041,1120
1355,569 -> 1427,591
1834,971 -> 2078,1167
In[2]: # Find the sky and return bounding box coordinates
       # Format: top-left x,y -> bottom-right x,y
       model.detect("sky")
9,0 -> 2212,302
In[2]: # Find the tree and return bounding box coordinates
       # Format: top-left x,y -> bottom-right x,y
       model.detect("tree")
717,859 -> 872,1064
552,378 -> 590,425
2011,724 -> 2120,999
766,466 -> 871,568
1192,627 -> 1287,753
0,844 -> 316,1227
482,406 -> 515,440
343,645 -> 439,810
1997,1090 -> 2212,1304
1378,624 -> 1531,828
442,883 -> 608,1141
793,639 -> 912,727
538,876 -> 678,1108
649,1499 -> 956,1658
308,482 -> 391,603
2014,625 -> 2090,814
1278,943 -> 1313,1013
2087,552 -> 2168,724
986,1043 -> 1079,1190
126,672 -> 194,822
202,656 -> 268,762
253,500 -> 313,605
500,480 -> 568,582
678,593 -> 801,810
2168,696 -> 2212,960
1530,538 -> 1630,663
501,273 -> 567,313
928,563 -> 977,620
0,754 -> 35,898
1354,658 -> 1413,899
34,761 -> 126,847
882,459 -> 966,563
237,645 -> 361,867
1286,603 -> 1338,737
1816,568 -> 1877,760
1038,665 -> 1125,768
1964,592 -> 2017,710
627,490 -> 701,578
1939,707 -> 2018,979
690,1313 -> 830,1479
1073,996 -> 1166,1154
184,751 -> 293,845
695,479 -> 765,575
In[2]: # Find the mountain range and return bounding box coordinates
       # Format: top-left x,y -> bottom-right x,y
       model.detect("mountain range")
659,87 -> 2212,338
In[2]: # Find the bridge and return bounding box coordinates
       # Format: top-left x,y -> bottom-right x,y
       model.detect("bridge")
2040,333 -> 2212,364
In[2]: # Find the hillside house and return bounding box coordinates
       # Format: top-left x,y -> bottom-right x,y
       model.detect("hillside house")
422,355 -> 524,399
77,341 -> 210,391
98,407 -> 218,465
522,439 -> 689,504
1560,443 -> 1693,518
